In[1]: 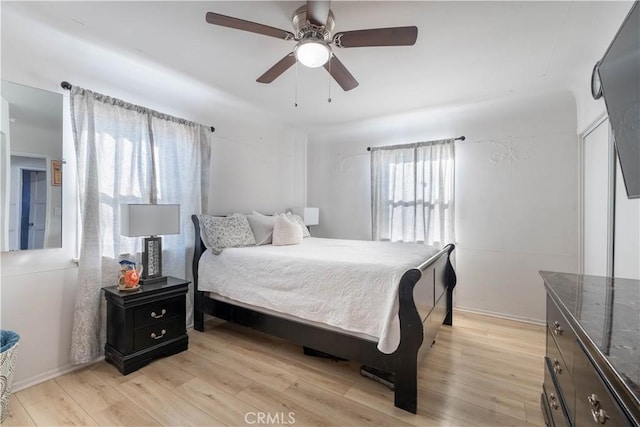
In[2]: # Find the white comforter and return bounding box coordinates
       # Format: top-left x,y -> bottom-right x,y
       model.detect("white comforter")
198,237 -> 439,354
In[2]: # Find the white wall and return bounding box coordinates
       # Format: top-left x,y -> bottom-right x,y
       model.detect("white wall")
307,91 -> 579,323
0,7 -> 305,390
209,129 -> 307,215
0,94 -> 80,390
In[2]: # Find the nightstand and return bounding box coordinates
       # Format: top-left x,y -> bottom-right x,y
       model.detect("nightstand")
103,276 -> 189,375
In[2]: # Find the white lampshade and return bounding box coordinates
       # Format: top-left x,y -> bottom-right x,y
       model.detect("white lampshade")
120,204 -> 180,237
292,207 -> 319,226
294,40 -> 331,68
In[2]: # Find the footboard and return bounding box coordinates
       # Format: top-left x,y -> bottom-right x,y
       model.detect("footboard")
394,244 -> 456,413
192,215 -> 207,332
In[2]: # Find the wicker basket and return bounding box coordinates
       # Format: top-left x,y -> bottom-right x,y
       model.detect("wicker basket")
0,330 -> 20,422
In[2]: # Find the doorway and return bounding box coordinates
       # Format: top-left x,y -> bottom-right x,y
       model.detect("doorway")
9,155 -> 48,250
19,169 -> 47,249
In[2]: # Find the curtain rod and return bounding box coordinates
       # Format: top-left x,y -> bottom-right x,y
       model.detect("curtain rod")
60,81 -> 215,133
366,136 -> 465,152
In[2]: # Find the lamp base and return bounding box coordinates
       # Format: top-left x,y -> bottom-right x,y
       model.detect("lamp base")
139,276 -> 167,286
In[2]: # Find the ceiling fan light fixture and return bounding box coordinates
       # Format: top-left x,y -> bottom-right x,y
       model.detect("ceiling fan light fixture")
294,39 -> 331,68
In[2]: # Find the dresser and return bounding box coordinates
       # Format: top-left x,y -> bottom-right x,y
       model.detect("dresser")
540,271 -> 639,427
104,277 -> 189,374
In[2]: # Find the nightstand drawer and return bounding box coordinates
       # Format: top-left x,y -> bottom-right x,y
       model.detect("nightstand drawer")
134,319 -> 183,352
134,296 -> 184,328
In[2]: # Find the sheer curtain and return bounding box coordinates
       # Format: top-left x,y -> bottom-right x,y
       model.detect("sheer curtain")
371,139 -> 455,247
70,87 -> 212,364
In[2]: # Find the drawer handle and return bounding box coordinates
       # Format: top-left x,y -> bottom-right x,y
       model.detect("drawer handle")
553,320 -> 563,335
553,359 -> 562,375
151,309 -> 167,319
588,394 -> 600,408
150,329 -> 167,340
549,393 -> 559,410
588,394 -> 609,424
591,408 -> 609,424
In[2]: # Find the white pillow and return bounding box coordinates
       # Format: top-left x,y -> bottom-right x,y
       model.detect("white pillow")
198,213 -> 256,255
245,214 -> 276,245
272,213 -> 302,246
286,212 -> 311,238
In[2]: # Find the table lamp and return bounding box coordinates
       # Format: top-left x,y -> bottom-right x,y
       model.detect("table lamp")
291,207 -> 319,225
120,204 -> 180,285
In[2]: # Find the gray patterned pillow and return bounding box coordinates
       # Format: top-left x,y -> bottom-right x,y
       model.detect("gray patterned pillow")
198,214 -> 256,255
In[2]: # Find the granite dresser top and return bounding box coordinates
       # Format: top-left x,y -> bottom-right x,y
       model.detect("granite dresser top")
540,271 -> 639,411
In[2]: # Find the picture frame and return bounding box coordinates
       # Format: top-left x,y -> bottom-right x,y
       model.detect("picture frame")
142,236 -> 162,280
51,160 -> 62,186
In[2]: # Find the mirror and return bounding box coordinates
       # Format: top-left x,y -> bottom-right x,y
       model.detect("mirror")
1,80 -> 63,251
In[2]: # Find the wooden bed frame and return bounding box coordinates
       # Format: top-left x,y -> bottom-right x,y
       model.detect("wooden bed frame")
191,215 -> 456,414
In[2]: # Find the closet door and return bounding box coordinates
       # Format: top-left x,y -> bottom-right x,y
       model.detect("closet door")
613,153 -> 640,279
582,118 -> 614,276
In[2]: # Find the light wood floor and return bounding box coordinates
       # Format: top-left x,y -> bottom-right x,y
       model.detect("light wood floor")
3,311 -> 546,426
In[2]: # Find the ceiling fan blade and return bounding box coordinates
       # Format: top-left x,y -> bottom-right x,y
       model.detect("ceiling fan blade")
257,53 -> 297,84
205,12 -> 295,40
323,55 -> 359,91
333,26 -> 418,48
306,1 -> 331,27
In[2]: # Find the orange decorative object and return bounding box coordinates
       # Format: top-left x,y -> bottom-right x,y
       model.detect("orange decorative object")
124,269 -> 140,287
118,260 -> 142,289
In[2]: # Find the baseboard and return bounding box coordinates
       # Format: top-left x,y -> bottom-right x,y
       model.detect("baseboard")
14,322 -> 199,392
454,305 -> 545,326
12,356 -> 104,392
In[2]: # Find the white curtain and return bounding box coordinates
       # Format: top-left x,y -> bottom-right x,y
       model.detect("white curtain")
69,87 -> 212,364
371,139 -> 455,247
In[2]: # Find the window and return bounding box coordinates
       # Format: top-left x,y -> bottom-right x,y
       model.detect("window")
371,139 -> 455,246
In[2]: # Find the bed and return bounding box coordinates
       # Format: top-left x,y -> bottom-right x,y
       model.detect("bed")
191,214 -> 456,414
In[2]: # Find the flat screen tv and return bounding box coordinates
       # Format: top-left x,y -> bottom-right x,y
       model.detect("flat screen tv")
593,2 -> 639,199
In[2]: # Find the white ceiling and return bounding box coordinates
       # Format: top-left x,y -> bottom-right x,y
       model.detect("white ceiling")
2,1 -> 634,131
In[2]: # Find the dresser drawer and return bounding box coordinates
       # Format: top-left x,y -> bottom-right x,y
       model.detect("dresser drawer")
546,328 -> 574,423
544,357 -> 570,427
134,319 -> 183,352
134,296 -> 184,328
546,295 -> 575,374
573,344 -> 633,427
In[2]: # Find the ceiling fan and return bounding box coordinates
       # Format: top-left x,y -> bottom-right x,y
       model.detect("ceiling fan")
205,1 -> 418,91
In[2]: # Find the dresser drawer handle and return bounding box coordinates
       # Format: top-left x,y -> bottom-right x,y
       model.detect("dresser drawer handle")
553,321 -> 563,335
553,359 -> 562,374
591,408 -> 609,424
549,393 -> 559,410
151,309 -> 167,319
150,329 -> 167,340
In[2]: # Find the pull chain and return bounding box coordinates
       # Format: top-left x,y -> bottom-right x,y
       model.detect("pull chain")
294,59 -> 299,107
327,54 -> 332,103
